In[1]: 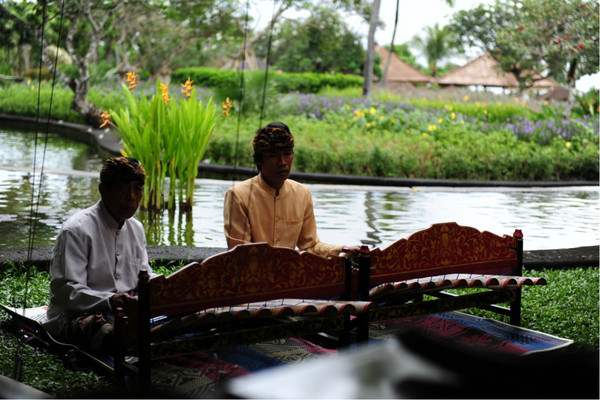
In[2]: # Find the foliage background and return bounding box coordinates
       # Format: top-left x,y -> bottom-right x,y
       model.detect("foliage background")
1,79 -> 596,182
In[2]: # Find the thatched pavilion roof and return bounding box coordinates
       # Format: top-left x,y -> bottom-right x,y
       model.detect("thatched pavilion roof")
375,45 -> 433,85
537,86 -> 569,101
436,52 -> 559,89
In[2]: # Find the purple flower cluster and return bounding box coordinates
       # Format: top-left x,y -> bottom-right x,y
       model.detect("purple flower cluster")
289,92 -> 414,119
281,92 -> 598,145
480,115 -> 599,143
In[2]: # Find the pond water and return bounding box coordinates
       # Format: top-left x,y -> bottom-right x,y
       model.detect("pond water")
1,126 -> 599,251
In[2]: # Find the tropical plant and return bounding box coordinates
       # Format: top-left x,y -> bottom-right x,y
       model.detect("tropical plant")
574,88 -> 599,118
110,74 -> 231,212
410,22 -> 463,77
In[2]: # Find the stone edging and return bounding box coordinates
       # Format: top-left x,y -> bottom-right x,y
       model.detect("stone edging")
1,245 -> 598,271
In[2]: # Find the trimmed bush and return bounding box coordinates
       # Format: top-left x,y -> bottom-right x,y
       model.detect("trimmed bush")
171,67 -> 363,94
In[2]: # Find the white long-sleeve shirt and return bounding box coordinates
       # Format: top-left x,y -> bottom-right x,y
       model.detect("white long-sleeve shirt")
44,199 -> 151,336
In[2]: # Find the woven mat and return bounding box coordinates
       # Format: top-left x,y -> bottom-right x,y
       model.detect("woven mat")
0,305 -> 575,398
368,311 -> 572,354
149,311 -> 572,397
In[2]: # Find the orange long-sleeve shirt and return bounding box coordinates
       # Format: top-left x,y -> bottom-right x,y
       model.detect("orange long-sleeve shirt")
223,174 -> 343,258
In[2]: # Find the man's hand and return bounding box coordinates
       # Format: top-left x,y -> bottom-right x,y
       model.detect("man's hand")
110,293 -> 138,326
110,293 -> 138,353
341,245 -> 367,254
109,292 -> 137,312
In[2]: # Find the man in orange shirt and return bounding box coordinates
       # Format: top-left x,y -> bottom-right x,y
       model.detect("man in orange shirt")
223,122 -> 360,258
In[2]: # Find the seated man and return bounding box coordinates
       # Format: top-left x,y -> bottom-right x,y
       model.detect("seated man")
44,156 -> 151,354
224,121 -> 361,258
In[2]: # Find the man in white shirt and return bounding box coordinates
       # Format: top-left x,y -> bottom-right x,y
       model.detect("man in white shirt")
44,156 -> 151,354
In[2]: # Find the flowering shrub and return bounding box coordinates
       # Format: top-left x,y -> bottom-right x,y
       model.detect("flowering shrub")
274,90 -> 598,146
110,76 -> 231,212
243,90 -> 598,181
481,115 -> 599,148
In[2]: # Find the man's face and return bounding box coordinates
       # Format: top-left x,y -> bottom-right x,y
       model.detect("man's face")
259,149 -> 294,190
99,180 -> 144,225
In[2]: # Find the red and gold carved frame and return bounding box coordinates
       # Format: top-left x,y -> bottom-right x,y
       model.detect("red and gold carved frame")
368,222 -> 523,288
147,243 -> 348,317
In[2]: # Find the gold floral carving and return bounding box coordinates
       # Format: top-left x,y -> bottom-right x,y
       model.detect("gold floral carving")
149,243 -> 346,313
369,222 -> 519,280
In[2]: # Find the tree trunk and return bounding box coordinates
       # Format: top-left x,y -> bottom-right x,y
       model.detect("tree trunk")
68,62 -> 103,127
63,10 -> 102,127
381,0 -> 399,87
150,37 -> 193,82
228,3 -> 289,66
63,1 -> 124,127
363,0 -> 381,97
563,59 -> 578,119
22,44 -> 31,72
1,1 -> 116,126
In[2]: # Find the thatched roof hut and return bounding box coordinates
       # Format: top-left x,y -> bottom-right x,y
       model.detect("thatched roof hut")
436,52 -> 559,90
375,45 -> 433,85
537,86 -> 569,101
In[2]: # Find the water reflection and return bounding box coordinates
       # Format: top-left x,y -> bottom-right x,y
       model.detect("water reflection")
1,166 -> 599,250
140,209 -> 196,247
363,191 -> 381,246
1,126 -> 598,250
0,127 -> 104,172
0,169 -> 100,248
311,185 -> 599,251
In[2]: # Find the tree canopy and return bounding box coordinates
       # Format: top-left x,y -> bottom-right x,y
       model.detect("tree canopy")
3,0 -> 597,121
449,0 -> 599,116
263,4 -> 365,74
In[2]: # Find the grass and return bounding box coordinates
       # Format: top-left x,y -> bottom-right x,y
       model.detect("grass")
455,267 -> 600,351
0,260 -> 597,397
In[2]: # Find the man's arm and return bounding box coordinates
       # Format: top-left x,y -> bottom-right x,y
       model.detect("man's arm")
296,191 -> 343,258
49,229 -> 114,314
223,189 -> 252,248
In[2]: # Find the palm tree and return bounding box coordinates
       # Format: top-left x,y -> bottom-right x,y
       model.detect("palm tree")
411,23 -> 462,77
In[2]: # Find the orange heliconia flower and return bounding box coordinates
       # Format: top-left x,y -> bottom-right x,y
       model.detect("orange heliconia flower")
125,72 -> 138,91
99,110 -> 112,128
221,97 -> 233,117
161,83 -> 171,105
180,77 -> 194,99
